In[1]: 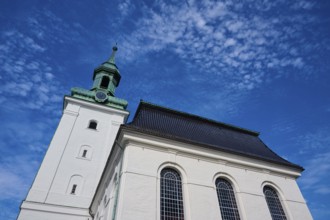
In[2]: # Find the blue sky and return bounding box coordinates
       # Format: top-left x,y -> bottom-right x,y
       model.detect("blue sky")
0,0 -> 329,219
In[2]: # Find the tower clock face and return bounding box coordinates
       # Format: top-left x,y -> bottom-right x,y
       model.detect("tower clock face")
95,91 -> 108,102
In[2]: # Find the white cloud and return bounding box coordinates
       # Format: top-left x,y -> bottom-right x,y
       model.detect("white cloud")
117,0 -> 322,91
292,1 -> 315,10
226,21 -> 244,33
24,36 -> 46,52
0,167 -> 28,200
0,28 -> 64,113
296,129 -> 330,152
299,152 -> 330,192
295,128 -> 330,196
118,0 -> 134,17
45,72 -> 54,80
224,38 -> 237,47
0,155 -> 40,201
291,57 -> 304,68
314,186 -> 330,195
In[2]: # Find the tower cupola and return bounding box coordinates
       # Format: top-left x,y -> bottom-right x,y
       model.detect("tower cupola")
92,46 -> 121,96
70,46 -> 128,110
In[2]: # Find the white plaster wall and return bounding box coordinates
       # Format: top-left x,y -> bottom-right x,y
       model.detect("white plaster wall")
44,104 -> 124,207
93,156 -> 122,220
17,202 -> 92,220
187,184 -> 220,220
19,97 -> 128,220
117,172 -> 157,220
107,132 -> 313,220
18,210 -> 91,220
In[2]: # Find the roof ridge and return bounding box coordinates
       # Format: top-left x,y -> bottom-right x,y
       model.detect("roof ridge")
137,100 -> 260,136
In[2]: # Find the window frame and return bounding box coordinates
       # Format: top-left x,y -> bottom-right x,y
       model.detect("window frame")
160,167 -> 185,220
263,186 -> 288,220
215,177 -> 241,220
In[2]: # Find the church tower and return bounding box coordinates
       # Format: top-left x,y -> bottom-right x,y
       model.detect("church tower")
18,47 -> 129,220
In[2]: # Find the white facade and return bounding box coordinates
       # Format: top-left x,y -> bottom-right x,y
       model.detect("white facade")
18,96 -> 128,220
18,48 -> 313,219
91,130 -> 313,220
18,96 -> 313,220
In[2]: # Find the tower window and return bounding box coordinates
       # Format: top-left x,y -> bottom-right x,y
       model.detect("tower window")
82,150 -> 87,158
67,175 -> 83,195
88,121 -> 97,129
264,186 -> 287,220
100,76 -> 110,89
216,178 -> 241,220
71,184 -> 77,194
160,168 -> 184,220
78,145 -> 92,160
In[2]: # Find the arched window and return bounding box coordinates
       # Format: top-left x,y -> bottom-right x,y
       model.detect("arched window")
100,76 -> 110,89
216,178 -> 241,220
88,120 -> 97,129
78,145 -> 92,160
67,175 -> 83,195
160,168 -> 184,220
264,186 -> 287,220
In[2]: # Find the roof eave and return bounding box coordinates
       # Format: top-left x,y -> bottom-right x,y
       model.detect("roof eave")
121,124 -> 304,172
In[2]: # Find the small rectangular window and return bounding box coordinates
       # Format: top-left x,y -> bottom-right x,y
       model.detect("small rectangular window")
82,150 -> 87,158
71,184 -> 77,194
88,121 -> 97,129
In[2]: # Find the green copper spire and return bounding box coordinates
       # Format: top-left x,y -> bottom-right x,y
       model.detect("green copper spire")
91,46 -> 122,95
70,45 -> 128,110
100,45 -> 119,72
108,45 -> 118,64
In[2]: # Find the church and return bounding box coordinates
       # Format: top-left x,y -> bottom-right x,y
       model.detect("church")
18,47 -> 313,220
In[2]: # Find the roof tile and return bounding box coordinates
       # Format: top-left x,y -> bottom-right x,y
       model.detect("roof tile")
125,101 -> 303,170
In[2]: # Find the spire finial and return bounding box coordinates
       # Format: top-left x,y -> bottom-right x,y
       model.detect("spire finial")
108,43 -> 118,64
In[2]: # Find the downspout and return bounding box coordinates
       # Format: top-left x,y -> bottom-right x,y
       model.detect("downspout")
112,140 -> 125,220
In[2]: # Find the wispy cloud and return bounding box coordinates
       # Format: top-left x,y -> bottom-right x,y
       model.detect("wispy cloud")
296,128 -> 330,154
118,0 -> 134,17
295,128 -> 330,195
0,8 -> 88,114
0,153 -> 41,219
0,9 -> 81,218
271,118 -> 297,134
299,152 -> 330,194
117,0 -> 324,91
0,155 -> 40,201
107,0 -> 328,119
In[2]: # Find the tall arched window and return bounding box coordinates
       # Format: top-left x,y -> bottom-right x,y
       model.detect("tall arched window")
264,186 -> 287,220
216,178 -> 241,220
160,168 -> 184,220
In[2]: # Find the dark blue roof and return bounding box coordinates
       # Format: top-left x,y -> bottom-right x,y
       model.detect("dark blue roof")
124,101 -> 303,170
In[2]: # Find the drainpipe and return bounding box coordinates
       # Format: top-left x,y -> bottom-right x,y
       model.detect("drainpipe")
111,140 -> 125,220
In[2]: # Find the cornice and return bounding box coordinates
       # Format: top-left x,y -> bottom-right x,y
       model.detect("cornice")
119,128 -> 302,178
